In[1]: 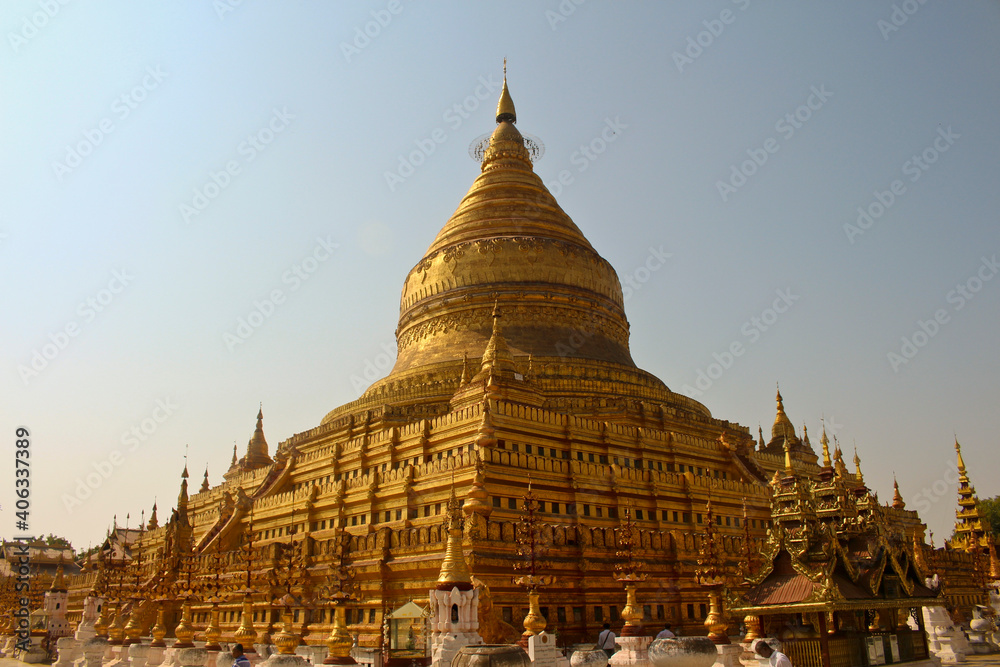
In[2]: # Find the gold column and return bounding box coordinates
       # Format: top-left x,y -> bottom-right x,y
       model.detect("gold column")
150,605 -> 167,647
324,604 -> 356,665
173,602 -> 195,648
107,605 -> 126,645
743,614 -> 761,643
203,604 -> 222,651
233,597 -> 258,649
123,608 -> 142,646
274,608 -> 300,655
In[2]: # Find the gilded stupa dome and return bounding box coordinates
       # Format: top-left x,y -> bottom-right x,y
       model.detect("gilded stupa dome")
322,68 -> 709,424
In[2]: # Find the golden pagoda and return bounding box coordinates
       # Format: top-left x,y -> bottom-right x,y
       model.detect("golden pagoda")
51,68 -> 979,653
947,439 -> 992,554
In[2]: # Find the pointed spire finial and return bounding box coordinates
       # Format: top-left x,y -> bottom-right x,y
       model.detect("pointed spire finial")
50,554 -> 67,592
891,474 -> 905,509
437,475 -> 472,590
820,420 -> 832,468
460,352 -> 470,386
955,436 -> 967,474
496,60 -> 516,124
853,442 -> 864,485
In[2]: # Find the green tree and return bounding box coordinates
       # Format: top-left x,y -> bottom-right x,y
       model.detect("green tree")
40,534 -> 72,549
979,495 -> 1000,536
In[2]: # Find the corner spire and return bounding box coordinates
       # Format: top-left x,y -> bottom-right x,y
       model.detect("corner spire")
460,352 -> 471,386
437,485 -> 473,590
463,452 -> 492,518
244,405 -> 272,470
820,422 -> 832,468
478,303 -> 516,379
178,463 -> 190,513
201,467 -> 210,494
892,474 -> 905,509
148,500 -> 159,530
853,444 -> 863,485
50,555 -> 67,592
496,58 -> 516,124
769,384 -> 798,448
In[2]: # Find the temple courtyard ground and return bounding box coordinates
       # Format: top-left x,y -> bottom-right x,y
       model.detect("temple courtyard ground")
4,652 -> 1000,666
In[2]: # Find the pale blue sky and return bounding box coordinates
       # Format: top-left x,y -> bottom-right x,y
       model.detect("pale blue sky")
2,2 -> 998,549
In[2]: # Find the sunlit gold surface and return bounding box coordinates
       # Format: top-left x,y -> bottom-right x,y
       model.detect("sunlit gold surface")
437,488 -> 473,589
203,605 -> 222,651
123,609 -> 142,645
274,609 -> 299,655
149,606 -> 167,647
55,64 -> 991,650
522,591 -> 546,638
106,606 -> 125,645
173,602 -> 195,648
324,605 -> 355,665
233,598 -> 258,649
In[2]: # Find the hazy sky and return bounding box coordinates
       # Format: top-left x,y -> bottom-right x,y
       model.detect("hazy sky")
2,2 -> 998,550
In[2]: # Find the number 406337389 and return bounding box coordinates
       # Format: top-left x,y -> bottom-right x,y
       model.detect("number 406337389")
15,426 -> 30,531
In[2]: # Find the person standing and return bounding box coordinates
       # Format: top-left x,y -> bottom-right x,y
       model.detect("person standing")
231,644 -> 252,667
753,639 -> 792,667
654,623 -> 676,639
597,622 -> 617,658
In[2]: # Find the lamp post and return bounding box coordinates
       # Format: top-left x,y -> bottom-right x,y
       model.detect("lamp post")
512,483 -> 554,647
